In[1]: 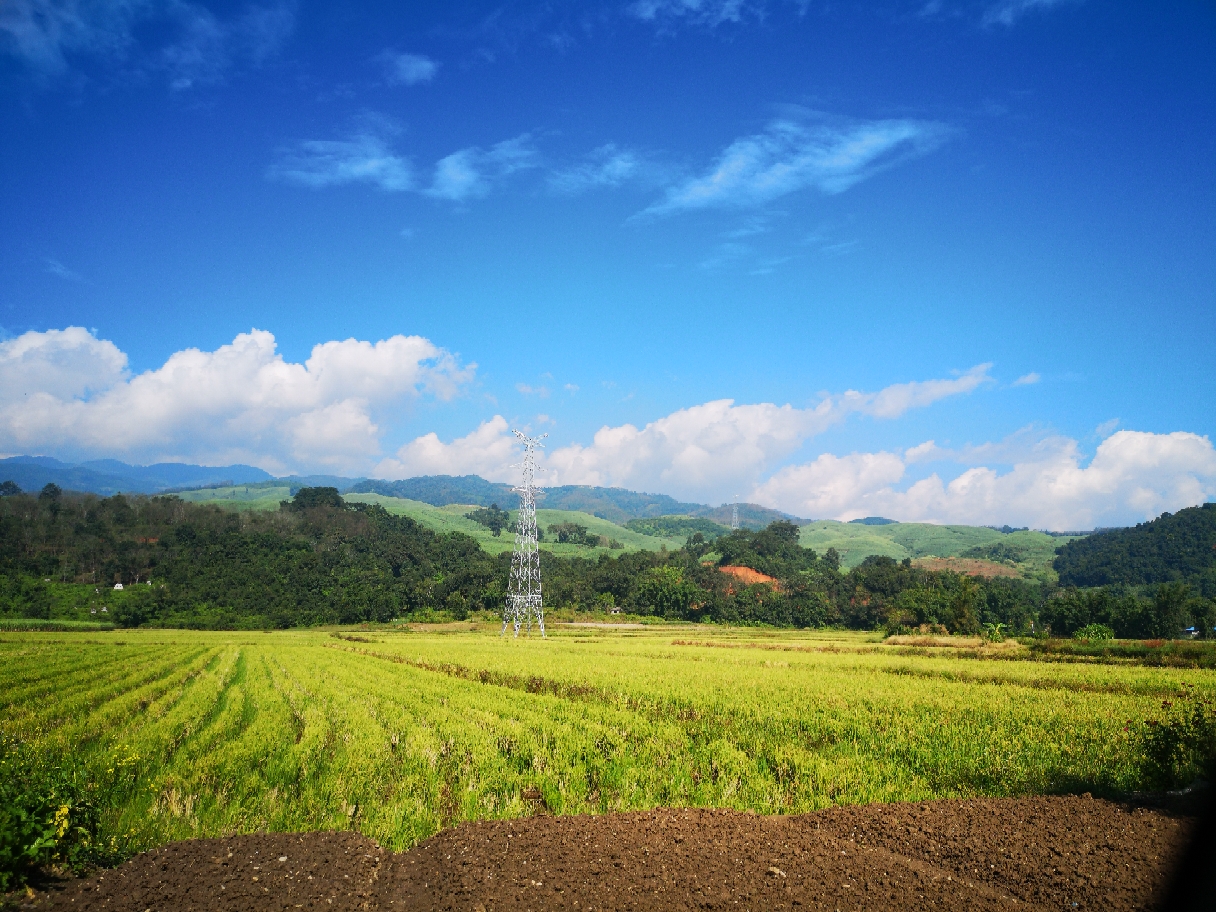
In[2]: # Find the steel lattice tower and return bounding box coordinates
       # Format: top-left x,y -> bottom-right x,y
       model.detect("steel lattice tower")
502,430 -> 546,637
731,496 -> 740,531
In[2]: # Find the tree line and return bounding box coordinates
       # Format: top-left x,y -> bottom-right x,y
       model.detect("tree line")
1,484 -> 1213,636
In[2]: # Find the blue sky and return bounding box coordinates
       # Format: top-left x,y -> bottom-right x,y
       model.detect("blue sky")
1,1 -> 1213,528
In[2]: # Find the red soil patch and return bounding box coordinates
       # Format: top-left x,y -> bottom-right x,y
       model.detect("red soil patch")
719,565 -> 780,587
913,557 -> 1021,578
20,795 -> 1194,911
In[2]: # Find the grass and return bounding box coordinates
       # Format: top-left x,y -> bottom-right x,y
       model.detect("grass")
175,484 -> 293,512
798,520 -> 1082,579
1,625 -> 1210,866
0,618 -> 114,631
338,494 -> 685,556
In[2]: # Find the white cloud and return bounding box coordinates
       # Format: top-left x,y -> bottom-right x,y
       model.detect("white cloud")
628,0 -> 755,27
0,0 -> 293,87
0,327 -> 474,472
377,50 -> 438,86
380,365 -> 991,499
839,363 -> 991,419
515,383 -> 550,398
1013,371 -> 1040,386
548,144 -> 667,194
425,135 -> 537,201
643,110 -> 950,216
269,131 -> 413,192
0,327 -> 126,403
752,431 -> 1216,530
904,440 -> 947,463
374,416 -> 520,481
982,0 -> 1074,28
272,125 -> 536,201
45,257 -> 83,282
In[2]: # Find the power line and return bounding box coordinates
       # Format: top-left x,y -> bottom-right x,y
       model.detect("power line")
502,430 -> 546,637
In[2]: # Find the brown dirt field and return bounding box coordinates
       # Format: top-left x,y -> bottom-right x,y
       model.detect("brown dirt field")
912,558 -> 1021,578
719,566 -> 780,587
17,796 -> 1194,911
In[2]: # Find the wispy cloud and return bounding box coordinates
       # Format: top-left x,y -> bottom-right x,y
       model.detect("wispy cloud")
0,0 -> 294,88
642,110 -> 950,216
376,50 -> 438,86
627,0 -> 756,28
269,128 -> 413,192
548,144 -> 658,194
1013,371 -> 1040,386
271,124 -> 537,202
982,0 -> 1076,28
515,382 -> 550,398
425,134 -> 537,201
44,257 -> 83,282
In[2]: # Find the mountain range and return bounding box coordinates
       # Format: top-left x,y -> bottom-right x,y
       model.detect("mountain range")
0,457 -> 798,526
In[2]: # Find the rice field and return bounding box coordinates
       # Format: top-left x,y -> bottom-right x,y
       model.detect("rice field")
1,624 -> 1210,858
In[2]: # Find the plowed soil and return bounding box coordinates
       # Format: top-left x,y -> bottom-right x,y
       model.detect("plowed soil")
18,796 -> 1194,911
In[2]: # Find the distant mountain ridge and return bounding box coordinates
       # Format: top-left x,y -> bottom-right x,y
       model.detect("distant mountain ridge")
0,456 -> 273,496
0,458 -> 801,526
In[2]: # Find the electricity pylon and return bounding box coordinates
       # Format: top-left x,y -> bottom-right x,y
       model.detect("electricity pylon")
502,430 -> 546,637
731,495 -> 740,531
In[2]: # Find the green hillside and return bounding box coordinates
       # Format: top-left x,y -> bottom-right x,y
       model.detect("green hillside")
1054,503 -> 1216,596
798,520 -> 1081,580
173,485 -> 684,554
175,483 -> 292,511
341,494 -> 684,556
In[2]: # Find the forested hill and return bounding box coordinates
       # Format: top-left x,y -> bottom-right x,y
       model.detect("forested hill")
348,475 -> 797,527
1054,503 -> 1216,596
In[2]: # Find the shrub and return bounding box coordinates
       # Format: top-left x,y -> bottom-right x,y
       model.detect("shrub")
1135,685 -> 1216,789
1073,623 -> 1115,642
0,736 -> 124,890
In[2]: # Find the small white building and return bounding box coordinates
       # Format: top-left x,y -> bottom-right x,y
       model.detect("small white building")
113,583 -> 124,590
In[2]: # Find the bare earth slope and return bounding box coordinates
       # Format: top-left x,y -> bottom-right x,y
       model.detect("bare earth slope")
23,795 -> 1192,911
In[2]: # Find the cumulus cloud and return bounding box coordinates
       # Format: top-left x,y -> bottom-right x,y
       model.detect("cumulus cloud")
425,135 -> 537,201
377,50 -> 438,85
752,431 -> 1216,530
377,365 -> 992,498
0,0 -> 294,87
374,416 -> 521,480
643,110 -> 950,216
0,327 -> 474,472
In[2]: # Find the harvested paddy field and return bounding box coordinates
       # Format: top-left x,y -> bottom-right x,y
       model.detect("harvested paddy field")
21,795 -> 1196,911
